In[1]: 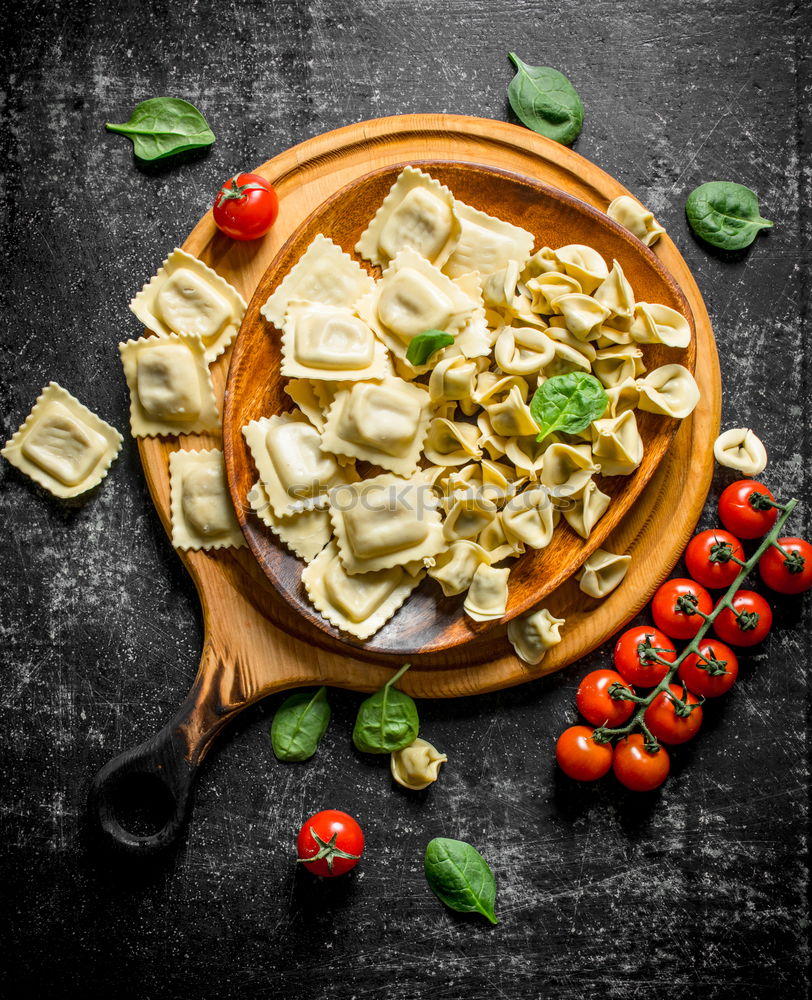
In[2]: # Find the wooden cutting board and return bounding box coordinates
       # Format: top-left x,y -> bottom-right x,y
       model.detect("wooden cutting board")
89,114 -> 721,853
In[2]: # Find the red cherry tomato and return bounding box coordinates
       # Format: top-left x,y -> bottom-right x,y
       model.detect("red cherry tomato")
758,537 -> 812,595
712,590 -> 773,647
576,670 -> 635,727
613,734 -> 670,792
213,172 -> 279,241
555,726 -> 613,781
644,684 -> 703,744
652,578 -> 713,639
678,640 -> 739,698
613,626 -> 677,687
296,810 -> 364,877
718,480 -> 779,539
684,529 -> 746,589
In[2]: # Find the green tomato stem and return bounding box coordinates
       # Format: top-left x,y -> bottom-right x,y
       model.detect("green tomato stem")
594,498 -> 798,746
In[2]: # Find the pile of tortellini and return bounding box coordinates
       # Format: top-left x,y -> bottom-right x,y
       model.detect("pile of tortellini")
242,167 -> 700,643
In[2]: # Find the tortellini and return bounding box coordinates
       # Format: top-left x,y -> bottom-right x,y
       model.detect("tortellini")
553,244 -> 610,294
390,738 -> 448,790
239,166 -> 699,640
502,487 -> 557,549
563,479 -> 611,538
576,548 -> 631,598
463,564 -> 510,622
637,365 -> 700,419
630,302 -> 691,349
591,411 -> 644,476
713,428 -> 768,475
507,608 -> 565,665
428,540 -> 491,596
592,260 -> 635,330
606,195 -> 666,247
493,326 -> 556,375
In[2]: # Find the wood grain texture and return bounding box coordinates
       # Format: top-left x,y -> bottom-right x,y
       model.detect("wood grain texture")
134,115 -> 719,709
226,160 -> 697,654
87,114 -> 720,849
2,0 -> 809,995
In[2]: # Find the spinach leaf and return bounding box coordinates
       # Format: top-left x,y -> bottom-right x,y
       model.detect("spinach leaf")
507,53 -> 584,146
530,373 -> 608,441
405,330 -> 455,367
685,181 -> 773,251
424,838 -> 498,925
106,98 -> 215,162
271,687 -> 331,762
352,663 -> 418,754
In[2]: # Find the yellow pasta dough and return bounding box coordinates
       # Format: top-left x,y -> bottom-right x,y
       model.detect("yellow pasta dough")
169,449 -> 246,550
2,382 -> 122,499
129,247 -> 247,363
119,332 -> 220,437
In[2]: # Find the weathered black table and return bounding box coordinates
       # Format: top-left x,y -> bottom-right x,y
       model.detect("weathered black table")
1,1 -> 809,997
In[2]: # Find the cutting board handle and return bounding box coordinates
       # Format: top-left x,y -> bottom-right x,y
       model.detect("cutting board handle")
88,639 -> 240,855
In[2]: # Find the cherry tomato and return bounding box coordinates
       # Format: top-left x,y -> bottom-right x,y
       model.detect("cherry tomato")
576,670 -> 635,727
644,684 -> 703,744
758,537 -> 812,595
613,626 -> 677,687
678,640 -> 739,698
718,480 -> 779,539
296,809 -> 364,877
555,726 -> 613,781
684,529 -> 746,589
213,172 -> 279,241
652,578 -> 713,640
712,590 -> 773,647
613,734 -> 670,792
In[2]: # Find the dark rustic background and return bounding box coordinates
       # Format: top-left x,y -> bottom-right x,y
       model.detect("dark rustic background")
1,1 -> 810,998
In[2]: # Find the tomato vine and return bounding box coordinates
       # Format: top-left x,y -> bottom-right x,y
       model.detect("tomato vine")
591,496 -> 798,750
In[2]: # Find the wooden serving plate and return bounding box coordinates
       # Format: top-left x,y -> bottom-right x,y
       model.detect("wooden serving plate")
225,161 -> 696,655
89,115 -> 720,855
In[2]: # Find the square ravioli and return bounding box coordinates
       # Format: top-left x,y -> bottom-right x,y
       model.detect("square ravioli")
329,472 -> 445,575
119,332 -> 220,437
442,201 -> 535,279
2,382 -> 122,499
320,377 -> 432,476
129,247 -> 247,364
357,247 -> 477,362
281,301 -> 389,381
169,449 -> 246,550
260,235 -> 376,329
355,166 -> 460,268
247,480 -> 332,562
242,410 -> 357,518
302,540 -> 424,640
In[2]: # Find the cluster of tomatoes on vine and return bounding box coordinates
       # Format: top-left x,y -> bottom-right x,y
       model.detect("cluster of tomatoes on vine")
556,479 -> 812,792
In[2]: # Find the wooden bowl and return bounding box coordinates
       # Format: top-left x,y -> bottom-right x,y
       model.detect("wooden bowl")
224,161 -> 696,657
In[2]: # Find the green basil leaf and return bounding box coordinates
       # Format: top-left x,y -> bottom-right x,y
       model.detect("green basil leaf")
685,181 -> 773,251
424,838 -> 498,925
352,663 -> 418,754
270,687 -> 330,762
530,373 -> 607,441
106,97 -> 215,162
507,53 -> 584,146
405,330 -> 455,367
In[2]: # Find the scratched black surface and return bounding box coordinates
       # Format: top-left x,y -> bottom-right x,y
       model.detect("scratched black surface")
1,1 -> 810,998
